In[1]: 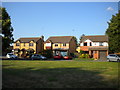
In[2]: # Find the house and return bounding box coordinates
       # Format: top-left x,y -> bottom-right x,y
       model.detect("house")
44,36 -> 77,56
80,35 -> 108,60
13,36 -> 44,57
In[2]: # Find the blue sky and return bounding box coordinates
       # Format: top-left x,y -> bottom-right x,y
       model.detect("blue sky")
2,2 -> 118,42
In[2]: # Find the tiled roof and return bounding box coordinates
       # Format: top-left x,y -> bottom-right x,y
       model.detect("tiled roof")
89,46 -> 108,50
15,37 -> 41,43
45,36 -> 73,43
80,35 -> 108,42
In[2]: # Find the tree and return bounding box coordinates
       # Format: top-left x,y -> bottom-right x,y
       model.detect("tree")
79,34 -> 85,41
39,49 -> 53,58
0,7 -> 14,55
21,49 -> 26,58
73,36 -> 78,47
78,34 -> 85,46
105,11 -> 120,53
26,49 -> 35,58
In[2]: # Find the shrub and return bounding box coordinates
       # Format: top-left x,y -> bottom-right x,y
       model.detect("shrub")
73,53 -> 80,58
80,50 -> 84,54
79,54 -> 85,58
78,54 -> 89,58
39,49 -> 53,58
85,54 -> 89,58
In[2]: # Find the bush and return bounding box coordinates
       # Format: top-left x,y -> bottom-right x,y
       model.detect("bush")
80,50 -> 84,54
79,54 -> 89,58
73,53 -> 80,58
39,49 -> 53,58
79,54 -> 85,58
85,54 -> 89,58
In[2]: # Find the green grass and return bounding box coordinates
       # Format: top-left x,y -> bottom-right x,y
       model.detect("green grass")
2,60 -> 119,88
73,58 -> 94,61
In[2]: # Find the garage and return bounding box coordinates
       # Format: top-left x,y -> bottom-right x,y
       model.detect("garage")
89,47 -> 108,60
99,50 -> 107,60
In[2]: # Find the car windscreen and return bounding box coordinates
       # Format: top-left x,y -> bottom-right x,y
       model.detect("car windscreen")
116,54 -> 120,57
8,54 -> 13,56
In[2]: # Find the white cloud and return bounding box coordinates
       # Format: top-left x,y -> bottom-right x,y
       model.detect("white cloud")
106,7 -> 114,11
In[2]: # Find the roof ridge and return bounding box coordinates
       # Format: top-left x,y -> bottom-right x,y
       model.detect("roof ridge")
84,35 -> 107,37
49,36 -> 73,37
20,37 -> 41,39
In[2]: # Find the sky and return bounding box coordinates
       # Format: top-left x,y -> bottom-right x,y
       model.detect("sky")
2,2 -> 118,42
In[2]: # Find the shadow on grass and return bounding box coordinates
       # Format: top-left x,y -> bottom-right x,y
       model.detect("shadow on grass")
2,67 -> 119,89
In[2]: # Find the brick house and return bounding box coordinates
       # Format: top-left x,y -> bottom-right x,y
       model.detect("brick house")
80,35 -> 108,60
13,36 -> 44,56
44,36 -> 77,56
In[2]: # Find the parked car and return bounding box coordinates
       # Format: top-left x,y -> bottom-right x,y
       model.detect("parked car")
6,53 -> 18,59
53,55 -> 63,60
31,54 -> 47,60
107,54 -> 120,62
63,56 -> 72,60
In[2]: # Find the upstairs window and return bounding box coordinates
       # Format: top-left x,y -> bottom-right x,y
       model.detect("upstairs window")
29,43 -> 34,46
16,43 -> 20,46
55,44 -> 58,47
84,42 -> 87,46
63,43 -> 66,46
99,42 -> 103,46
24,43 -> 25,46
90,42 -> 92,46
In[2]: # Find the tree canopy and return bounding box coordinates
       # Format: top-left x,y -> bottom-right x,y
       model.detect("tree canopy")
0,7 -> 14,55
106,11 -> 120,53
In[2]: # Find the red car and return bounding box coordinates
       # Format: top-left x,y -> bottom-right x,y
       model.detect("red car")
54,55 -> 63,60
63,56 -> 72,60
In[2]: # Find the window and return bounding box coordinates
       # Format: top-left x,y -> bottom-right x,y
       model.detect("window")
99,42 -> 103,46
109,55 -> 116,57
29,43 -> 33,46
63,43 -> 66,46
55,44 -> 58,47
90,42 -> 92,46
24,43 -> 25,46
84,42 -> 87,46
16,43 -> 20,46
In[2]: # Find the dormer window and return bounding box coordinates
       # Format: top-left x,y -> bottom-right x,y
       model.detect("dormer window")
16,43 -> 20,46
29,43 -> 34,46
84,42 -> 87,46
90,42 -> 92,46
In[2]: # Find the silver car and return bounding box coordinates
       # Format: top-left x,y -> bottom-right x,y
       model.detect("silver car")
107,54 -> 120,62
6,53 -> 18,59
31,54 -> 47,60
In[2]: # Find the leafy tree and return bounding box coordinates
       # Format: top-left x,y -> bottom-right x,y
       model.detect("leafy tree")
39,49 -> 53,58
79,34 -> 85,41
73,36 -> 78,47
78,34 -> 85,46
17,49 -> 21,57
21,49 -> 26,58
106,11 -> 120,53
0,7 -> 14,55
26,49 -> 35,58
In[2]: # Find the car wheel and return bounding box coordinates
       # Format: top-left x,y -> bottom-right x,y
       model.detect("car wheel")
117,59 -> 120,62
11,57 -> 14,60
107,59 -> 110,62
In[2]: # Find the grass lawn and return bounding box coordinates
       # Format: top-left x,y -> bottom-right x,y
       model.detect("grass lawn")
74,58 -> 94,61
2,60 -> 119,88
